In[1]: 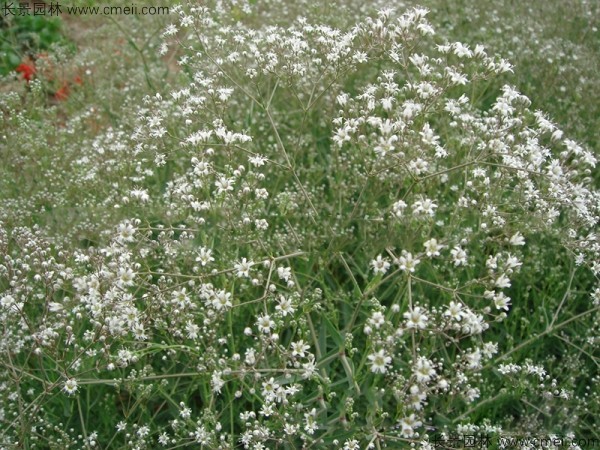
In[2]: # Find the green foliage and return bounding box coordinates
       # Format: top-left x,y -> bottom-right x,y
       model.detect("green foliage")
0,9 -> 71,74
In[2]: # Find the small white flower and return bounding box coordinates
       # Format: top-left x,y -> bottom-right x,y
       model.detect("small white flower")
396,251 -> 420,273
453,42 -> 473,58
63,378 -> 79,395
414,357 -> 436,383
196,247 -> 215,266
412,198 -> 437,217
509,232 -> 526,246
163,24 -> 178,36
369,311 -> 386,329
234,258 -> 254,278
404,306 -> 428,329
249,154 -> 267,167
275,295 -> 295,316
262,377 -> 278,401
370,255 -> 390,275
291,340 -> 310,358
257,314 -> 275,334
400,413 -> 422,437
444,301 -> 463,321
450,246 -> 468,266
185,321 -> 200,340
214,176 -> 234,194
277,266 -> 292,282
117,222 -> 136,242
117,267 -> 135,287
493,292 -> 511,311
368,349 -> 392,374
212,290 -> 232,311
392,200 -> 407,218
495,274 -> 511,289
423,238 -> 443,257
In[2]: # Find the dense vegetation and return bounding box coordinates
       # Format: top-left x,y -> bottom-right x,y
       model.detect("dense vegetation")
1,1 -> 598,448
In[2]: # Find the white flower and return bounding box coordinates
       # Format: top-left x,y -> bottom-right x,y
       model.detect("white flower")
344,439 -> 360,450
412,198 -> 437,217
450,246 -> 468,266
414,357 -> 436,383
234,258 -> 253,278
275,295 -> 295,316
277,266 -> 292,282
304,408 -> 318,434
211,371 -> 224,394
255,219 -> 269,230
257,314 -> 275,334
444,301 -> 463,321
291,340 -> 310,358
196,247 -> 215,266
369,311 -> 386,329
212,290 -> 232,310
509,232 -> 526,246
404,306 -> 428,329
63,378 -> 79,395
368,349 -> 392,374
505,254 -> 522,271
493,292 -> 511,311
179,402 -> 192,419
396,251 -> 420,273
453,42 -> 473,58
249,154 -> 267,167
117,222 -> 136,242
495,274 -> 511,289
261,377 -> 278,401
1,294 -> 16,309
423,238 -> 443,257
400,413 -> 422,437
392,200 -> 407,218
214,176 -> 234,194
370,255 -> 390,275
185,321 -> 200,340
163,24 -> 178,36
117,267 -> 135,287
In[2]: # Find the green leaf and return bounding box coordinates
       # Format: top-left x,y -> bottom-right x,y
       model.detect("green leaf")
323,316 -> 344,349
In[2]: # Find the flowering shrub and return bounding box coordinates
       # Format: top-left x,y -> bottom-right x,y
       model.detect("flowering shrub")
1,2 -> 599,449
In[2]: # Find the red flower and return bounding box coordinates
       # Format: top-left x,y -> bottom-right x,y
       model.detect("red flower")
16,63 -> 36,82
54,83 -> 70,101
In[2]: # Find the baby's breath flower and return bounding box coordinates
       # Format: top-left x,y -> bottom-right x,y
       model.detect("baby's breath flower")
196,247 -> 215,266
368,349 -> 392,374
493,292 -> 511,311
423,238 -> 443,257
257,314 -> 275,334
450,246 -> 468,266
370,255 -> 390,275
214,176 -> 234,194
212,290 -> 232,311
396,251 -> 421,273
414,357 -> 436,383
369,311 -> 386,329
291,340 -> 310,358
400,413 -> 422,437
275,295 -> 295,316
117,222 -> 136,243
234,258 -> 254,278
509,232 -> 526,246
404,306 -> 428,329
63,378 -> 79,396
445,301 -> 464,321
495,274 -> 511,289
